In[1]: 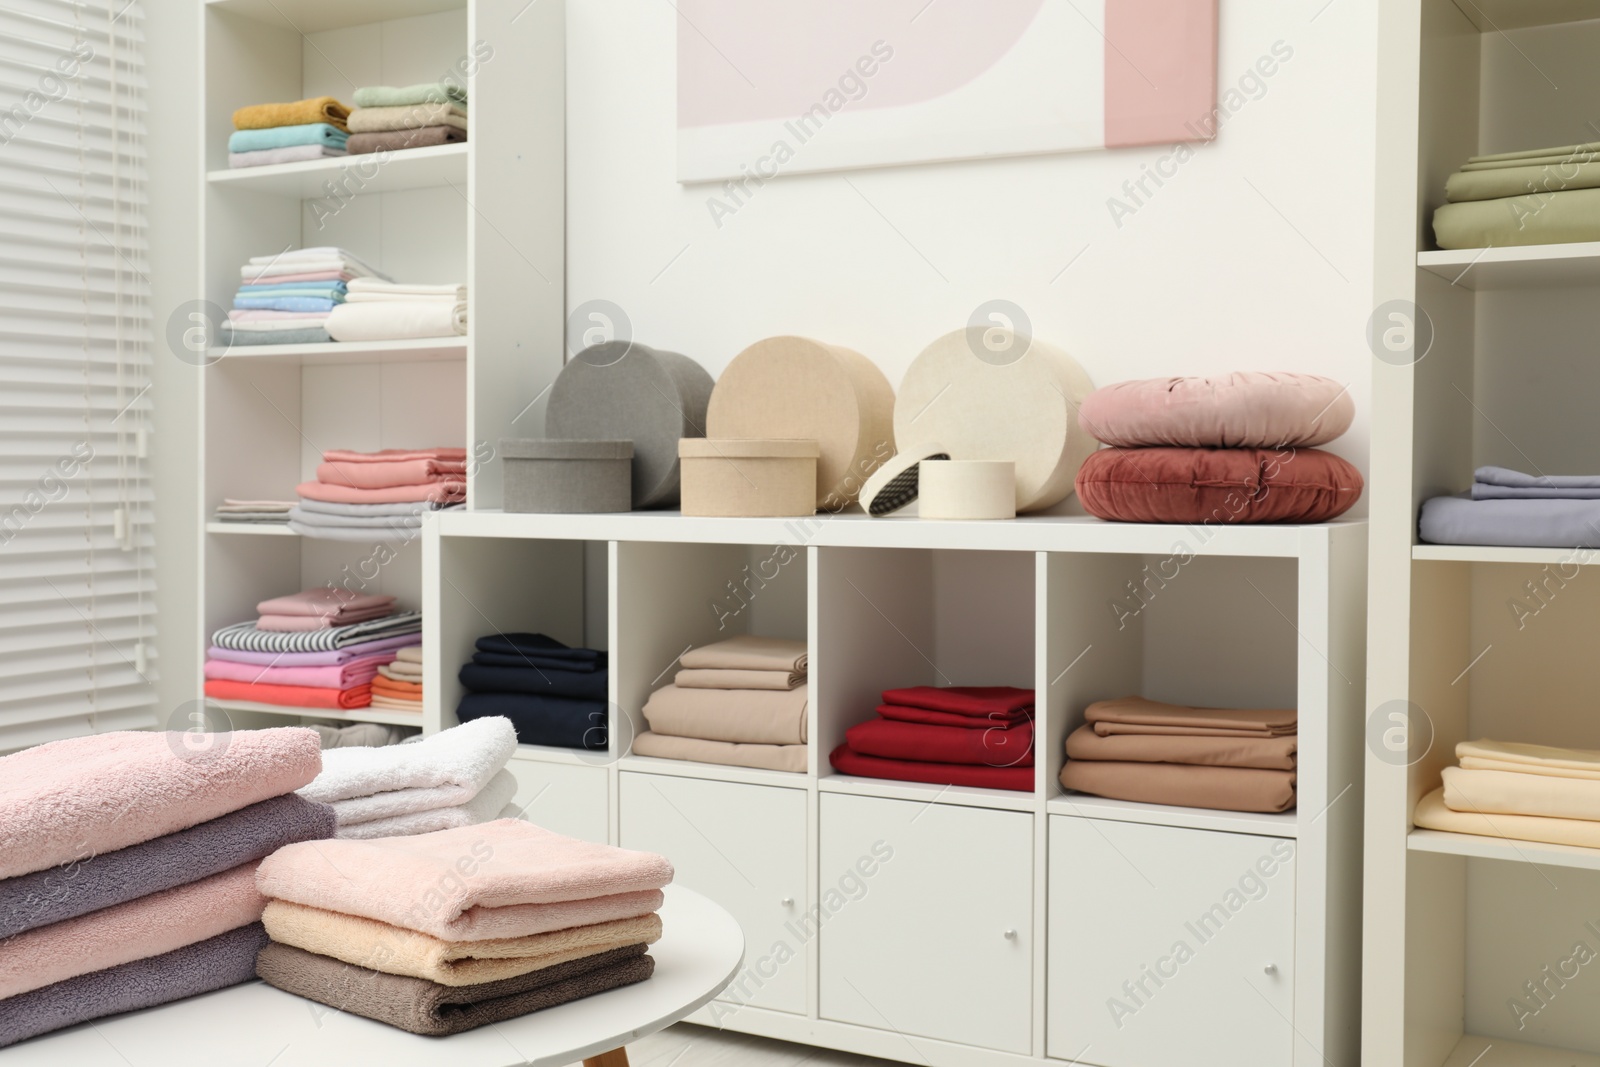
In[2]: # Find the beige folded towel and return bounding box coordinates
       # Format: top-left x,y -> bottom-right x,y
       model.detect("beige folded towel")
1060,760 -> 1296,814
642,683 -> 808,745
679,635 -> 807,673
1442,766 -> 1600,822
262,900 -> 661,986
631,731 -> 807,772
1414,786 -> 1600,849
349,103 -> 467,133
674,667 -> 803,691
1065,724 -> 1297,771
1457,738 -> 1600,780
396,646 -> 422,664
1085,697 -> 1296,737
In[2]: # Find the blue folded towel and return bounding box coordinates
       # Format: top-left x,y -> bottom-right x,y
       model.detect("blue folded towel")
228,123 -> 349,153
233,296 -> 341,313
234,287 -> 347,302
236,280 -> 349,294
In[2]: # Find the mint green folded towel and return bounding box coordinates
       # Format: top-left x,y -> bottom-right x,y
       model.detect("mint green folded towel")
228,123 -> 348,153
353,83 -> 467,109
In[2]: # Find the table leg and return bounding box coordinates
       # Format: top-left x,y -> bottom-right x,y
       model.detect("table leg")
582,1050 -> 629,1067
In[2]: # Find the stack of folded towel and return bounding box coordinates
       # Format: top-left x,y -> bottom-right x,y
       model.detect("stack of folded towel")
228,96 -> 349,169
254,819 -> 671,1035
374,646 -> 425,713
0,727 -> 328,1048
205,591 -> 423,710
326,278 -> 469,343
1059,697 -> 1298,813
457,633 -> 609,750
1420,466 -> 1600,548
224,247 -> 390,348
1415,739 -> 1600,849
634,636 -> 810,772
297,717 -> 517,839
289,446 -> 467,540
347,82 -> 468,156
211,498 -> 295,525
310,722 -> 419,748
829,685 -> 1034,792
1433,141 -> 1600,249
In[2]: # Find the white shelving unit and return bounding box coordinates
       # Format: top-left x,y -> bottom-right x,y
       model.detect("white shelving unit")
195,0 -> 563,733
422,512 -> 1367,1067
1367,4 -> 1600,1065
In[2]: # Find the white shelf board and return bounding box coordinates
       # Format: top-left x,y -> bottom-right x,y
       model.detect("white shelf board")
1450,0 -> 1600,33
1442,1032 -> 1600,1067
1418,241 -> 1600,290
818,773 -> 1037,813
208,143 -> 468,199
209,336 -> 467,365
617,755 -> 809,790
205,698 -> 423,729
1408,827 -> 1600,872
204,0 -> 465,35
508,743 -> 612,768
1048,793 -> 1299,838
205,522 -> 296,536
1413,543 -> 1600,565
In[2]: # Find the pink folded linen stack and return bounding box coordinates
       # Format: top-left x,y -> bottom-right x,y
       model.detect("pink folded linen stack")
289,447 -> 467,540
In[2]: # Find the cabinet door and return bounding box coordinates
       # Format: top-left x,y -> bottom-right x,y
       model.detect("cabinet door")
819,794 -> 1034,1054
501,758 -> 609,844
1047,817 -> 1295,1067
619,773 -> 809,1014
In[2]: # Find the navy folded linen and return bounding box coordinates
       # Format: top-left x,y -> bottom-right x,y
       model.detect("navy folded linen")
457,692 -> 607,750
0,922 -> 268,1049
471,649 -> 606,672
474,632 -> 603,662
459,661 -> 609,701
0,793 -> 336,938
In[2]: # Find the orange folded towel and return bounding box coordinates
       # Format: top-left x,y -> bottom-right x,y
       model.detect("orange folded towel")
233,97 -> 350,132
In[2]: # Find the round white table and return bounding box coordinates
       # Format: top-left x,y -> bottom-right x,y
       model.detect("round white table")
2,886 -> 744,1067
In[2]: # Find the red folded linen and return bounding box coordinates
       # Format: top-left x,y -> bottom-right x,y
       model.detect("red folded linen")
316,458 -> 469,490
257,607 -> 395,631
203,678 -> 372,710
878,686 -> 1034,718
846,718 -> 1034,767
876,703 -> 1031,730
296,480 -> 464,505
322,448 -> 467,464
829,744 -> 1034,792
256,588 -> 396,618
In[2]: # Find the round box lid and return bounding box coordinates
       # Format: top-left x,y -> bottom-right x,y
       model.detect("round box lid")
894,328 -> 1096,513
546,342 -> 714,508
499,437 -> 634,460
858,443 -> 951,517
705,336 -> 895,509
679,438 -> 820,459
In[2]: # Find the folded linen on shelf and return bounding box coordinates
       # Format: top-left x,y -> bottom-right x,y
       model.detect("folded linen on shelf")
310,723 -> 417,748
297,479 -> 464,505
1413,786 -> 1600,848
1419,494 -> 1600,548
258,607 -> 395,631
336,768 -> 515,840
231,275 -> 354,290
222,315 -> 332,331
372,697 -> 426,712
346,278 -> 468,301
228,123 -> 348,153
641,684 -> 808,745
459,662 -> 608,701
829,744 -> 1034,792
233,296 -> 340,313
879,685 -> 1035,718
296,497 -> 451,517
229,144 -> 347,169
205,633 -> 419,666
372,676 -> 423,699
0,726 -> 321,879
242,259 -> 385,283
845,717 -> 1033,767
211,611 -> 422,653
255,820 -> 675,941
1457,738 -> 1600,779
475,632 -> 602,662
348,102 -> 468,133
381,661 -> 423,682
324,446 -> 467,464
353,83 -> 469,109
1442,765 -> 1600,821
1058,760 -> 1297,813
1446,159 -> 1600,202
630,731 -> 808,773
233,96 -> 350,131
258,588 -> 396,618
221,325 -> 332,346
1065,723 -> 1298,771
1471,465 -> 1600,500
325,299 -> 467,342
348,126 -> 467,154
285,508 -> 423,530
876,702 -> 1031,729
674,667 -> 803,691
397,646 -> 422,664
255,941 -> 652,1038
679,635 -> 807,673
316,456 -> 466,489
216,498 -> 296,511
1434,186 -> 1600,248
237,281 -> 349,297
1085,697 -> 1297,737
203,653 -> 394,690
471,650 -> 606,672
457,692 -> 607,750
213,511 -> 294,523
299,715 -> 515,810
203,678 -> 372,710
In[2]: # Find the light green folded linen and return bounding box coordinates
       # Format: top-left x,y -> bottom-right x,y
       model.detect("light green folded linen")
1460,149 -> 1600,172
348,104 -> 467,134
1447,160 -> 1600,202
353,83 -> 467,109
1433,187 -> 1600,249
1467,140 -> 1600,166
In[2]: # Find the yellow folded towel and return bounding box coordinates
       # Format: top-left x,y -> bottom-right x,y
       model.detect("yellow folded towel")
1457,738 -> 1600,780
1415,787 -> 1600,849
233,96 -> 350,132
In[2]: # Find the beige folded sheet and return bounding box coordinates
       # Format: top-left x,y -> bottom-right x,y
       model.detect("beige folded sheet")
1059,760 -> 1296,813
1064,724 -> 1297,771
674,667 -> 803,691
1457,738 -> 1600,780
262,900 -> 661,986
1442,766 -> 1600,821
642,683 -> 808,745
631,731 -> 807,772
679,635 -> 807,673
348,103 -> 467,133
1414,786 -> 1600,849
1085,697 -> 1296,736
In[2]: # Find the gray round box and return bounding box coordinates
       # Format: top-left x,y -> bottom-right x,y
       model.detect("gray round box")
546,342 -> 714,509
499,438 -> 634,513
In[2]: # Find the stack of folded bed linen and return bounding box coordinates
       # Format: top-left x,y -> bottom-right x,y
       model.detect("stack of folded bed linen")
211,498 -> 294,526
1434,141 -> 1600,249
224,247 -> 388,348
326,278 -> 468,343
635,636 -> 809,772
1416,739 -> 1600,848
205,589 -> 423,711
829,685 -> 1034,791
310,722 -> 418,748
297,717 -> 517,839
1420,466 -> 1600,547
228,96 -> 349,169
0,727 -> 328,1048
347,82 -> 468,156
290,446 -> 466,539
254,819 -> 671,1035
1059,697 -> 1298,813
457,633 -> 609,750
374,645 -> 425,713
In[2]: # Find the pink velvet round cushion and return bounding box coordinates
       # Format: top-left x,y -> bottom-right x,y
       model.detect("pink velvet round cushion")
1078,373 -> 1354,448
1075,447 -> 1364,524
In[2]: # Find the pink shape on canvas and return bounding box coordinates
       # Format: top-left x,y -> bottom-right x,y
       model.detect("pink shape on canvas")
1103,0 -> 1219,148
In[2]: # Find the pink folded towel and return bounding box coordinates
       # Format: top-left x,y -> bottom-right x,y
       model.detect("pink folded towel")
257,607 -> 395,631
237,270 -> 358,286
322,447 -> 467,464
256,819 -> 673,941
256,588 -> 397,618
0,862 -> 266,999
0,728 -> 322,879
203,653 -> 395,689
297,480 -> 465,505
316,458 -> 470,490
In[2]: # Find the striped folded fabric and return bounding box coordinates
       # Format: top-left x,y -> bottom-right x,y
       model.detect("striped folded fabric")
211,611 -> 422,654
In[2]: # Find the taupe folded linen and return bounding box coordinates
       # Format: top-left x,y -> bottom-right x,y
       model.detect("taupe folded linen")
679,635 -> 807,673
261,899 -> 661,986
1414,786 -> 1600,848
1457,738 -> 1600,780
257,940 -> 653,1037
674,667 -> 803,691
1447,160 -> 1600,202
348,102 -> 467,133
631,730 -> 807,772
1064,724 -> 1297,771
1059,760 -> 1296,813
1433,188 -> 1600,249
642,683 -> 808,745
1442,766 -> 1600,821
347,125 -> 466,155
1085,697 -> 1296,736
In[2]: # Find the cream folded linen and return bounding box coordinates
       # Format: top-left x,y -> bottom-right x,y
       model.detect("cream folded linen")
371,696 -> 425,712
326,299 -> 466,341
1457,738 -> 1600,780
642,683 -> 808,745
631,731 -> 807,772
348,103 -> 467,133
338,768 -> 515,839
1442,765 -> 1600,821
674,667 -> 803,691
1414,786 -> 1600,849
679,635 -> 807,673
396,646 -> 423,664
381,662 -> 424,681
346,279 -> 466,301
261,900 -> 661,986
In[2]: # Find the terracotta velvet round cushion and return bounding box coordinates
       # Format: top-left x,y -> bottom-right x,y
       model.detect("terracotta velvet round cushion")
1078,373 -> 1354,448
1075,447 -> 1363,524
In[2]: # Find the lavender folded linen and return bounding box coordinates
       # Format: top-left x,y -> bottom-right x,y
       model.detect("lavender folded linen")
1419,494 -> 1600,548
0,793 -> 334,939
229,144 -> 347,169
206,633 -> 421,667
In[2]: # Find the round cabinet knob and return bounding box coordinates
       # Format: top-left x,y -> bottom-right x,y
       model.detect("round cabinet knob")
1003,929 -> 1018,940
1263,963 -> 1278,975
780,897 -> 794,908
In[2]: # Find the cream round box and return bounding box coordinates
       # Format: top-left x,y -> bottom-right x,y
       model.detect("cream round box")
498,438 -> 633,514
917,460 -> 1016,520
678,438 -> 819,517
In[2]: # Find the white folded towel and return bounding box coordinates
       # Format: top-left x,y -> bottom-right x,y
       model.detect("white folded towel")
335,768 -> 516,840
346,278 -> 467,302
298,716 -> 516,824
325,299 -> 467,342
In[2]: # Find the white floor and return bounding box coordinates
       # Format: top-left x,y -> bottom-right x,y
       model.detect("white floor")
625,1024 -> 903,1066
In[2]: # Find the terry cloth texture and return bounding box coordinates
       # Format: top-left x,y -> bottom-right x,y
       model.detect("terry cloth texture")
299,715 -> 515,812
674,667 -> 804,691
228,123 -> 348,153
1086,697 -> 1297,736
0,727 -> 321,879
0,863 -> 266,999
255,820 -> 673,941
353,83 -> 468,108
0,793 -> 334,938
879,685 -> 1035,718
0,923 -> 268,1049
641,684 -> 808,745
335,768 -> 515,840
348,102 -> 467,133
233,96 -> 349,131
631,731 -> 808,773
679,635 -> 807,673
211,611 -> 422,653
348,126 -> 466,154
1065,724 -> 1297,771
846,718 -> 1034,767
457,692 -> 607,750
261,901 -> 661,985
829,744 -> 1034,791
1059,760 -> 1297,813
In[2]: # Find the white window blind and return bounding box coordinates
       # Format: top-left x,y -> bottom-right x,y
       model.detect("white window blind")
0,0 -> 154,752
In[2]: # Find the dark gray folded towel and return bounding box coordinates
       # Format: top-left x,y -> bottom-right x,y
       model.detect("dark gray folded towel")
0,794 -> 335,938
0,922 -> 268,1049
